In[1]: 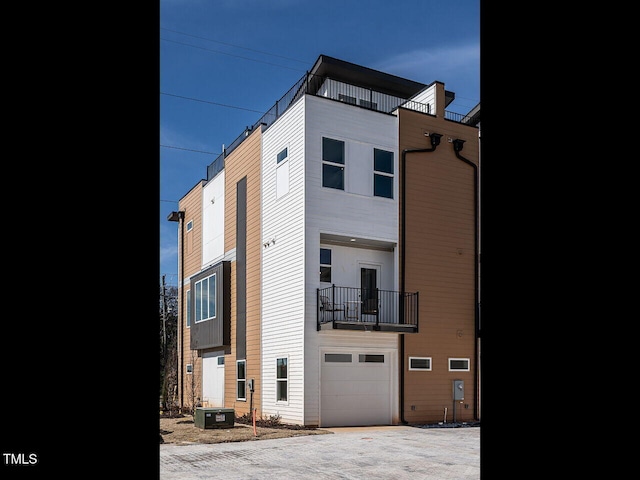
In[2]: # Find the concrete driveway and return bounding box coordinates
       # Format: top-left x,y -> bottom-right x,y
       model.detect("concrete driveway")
160,425 -> 480,479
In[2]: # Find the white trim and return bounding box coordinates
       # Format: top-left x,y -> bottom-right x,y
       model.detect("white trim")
448,358 -> 470,372
408,356 -> 432,371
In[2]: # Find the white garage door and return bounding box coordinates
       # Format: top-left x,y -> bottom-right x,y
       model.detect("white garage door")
320,351 -> 391,427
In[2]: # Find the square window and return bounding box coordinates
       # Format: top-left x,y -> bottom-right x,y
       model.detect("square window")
322,164 -> 344,190
374,149 -> 394,174
322,138 -> 344,164
374,174 -> 393,199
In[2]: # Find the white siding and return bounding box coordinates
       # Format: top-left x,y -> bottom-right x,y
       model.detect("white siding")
303,95 -> 400,426
408,84 -> 437,112
261,98 -> 306,424
201,171 -> 225,267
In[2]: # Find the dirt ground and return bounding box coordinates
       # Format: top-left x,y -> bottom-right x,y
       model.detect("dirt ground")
159,415 -> 331,445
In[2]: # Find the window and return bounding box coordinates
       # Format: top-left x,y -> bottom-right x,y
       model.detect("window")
359,99 -> 377,110
186,220 -> 193,232
359,354 -> 385,363
186,289 -> 191,327
194,273 -> 216,323
186,364 -> 193,374
324,353 -> 352,362
338,93 -> 356,105
277,147 -> 288,163
217,357 -> 224,365
374,148 -> 394,199
276,357 -> 288,402
320,248 -> 332,282
448,358 -> 470,371
322,137 -> 344,190
276,147 -> 289,198
237,360 -> 246,400
409,357 -> 432,371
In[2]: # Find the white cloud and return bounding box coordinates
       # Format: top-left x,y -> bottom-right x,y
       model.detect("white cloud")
374,42 -> 479,84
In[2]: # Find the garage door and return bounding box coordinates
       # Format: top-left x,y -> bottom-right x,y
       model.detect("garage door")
320,351 -> 391,427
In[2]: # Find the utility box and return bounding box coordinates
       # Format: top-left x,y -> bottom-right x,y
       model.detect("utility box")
453,380 -> 464,400
194,407 -> 235,429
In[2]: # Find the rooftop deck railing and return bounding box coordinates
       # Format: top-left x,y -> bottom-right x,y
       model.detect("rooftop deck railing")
207,71 -> 474,181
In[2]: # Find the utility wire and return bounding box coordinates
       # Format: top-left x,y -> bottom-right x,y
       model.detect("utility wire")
160,91 -> 266,114
161,27 -> 310,65
160,144 -> 219,155
160,38 -> 306,73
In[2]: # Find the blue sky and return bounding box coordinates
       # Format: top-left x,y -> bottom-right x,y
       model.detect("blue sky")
159,0 -> 480,285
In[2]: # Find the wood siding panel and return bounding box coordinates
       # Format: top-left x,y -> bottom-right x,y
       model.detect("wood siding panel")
223,128 -> 262,417
398,108 -> 479,424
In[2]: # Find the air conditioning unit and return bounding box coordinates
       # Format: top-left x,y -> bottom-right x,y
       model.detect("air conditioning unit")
194,407 -> 235,429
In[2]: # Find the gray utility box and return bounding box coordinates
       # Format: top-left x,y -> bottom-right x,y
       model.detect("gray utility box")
194,407 -> 235,429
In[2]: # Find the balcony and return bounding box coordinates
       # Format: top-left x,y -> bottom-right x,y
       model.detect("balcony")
317,285 -> 418,333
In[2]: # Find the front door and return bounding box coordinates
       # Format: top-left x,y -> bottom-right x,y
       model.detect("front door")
359,264 -> 380,315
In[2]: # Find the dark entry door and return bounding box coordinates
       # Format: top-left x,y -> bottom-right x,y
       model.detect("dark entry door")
361,267 -> 378,314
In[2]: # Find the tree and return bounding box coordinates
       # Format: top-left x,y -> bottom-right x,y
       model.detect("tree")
160,277 -> 178,413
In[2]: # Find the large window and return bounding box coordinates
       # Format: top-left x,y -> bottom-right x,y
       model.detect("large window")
237,360 -> 246,400
194,273 -> 216,323
320,248 -> 332,282
276,357 -> 288,402
374,148 -> 394,199
322,137 -> 344,190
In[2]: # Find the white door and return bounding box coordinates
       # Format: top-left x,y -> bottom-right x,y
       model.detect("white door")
202,355 -> 225,407
320,350 -> 391,427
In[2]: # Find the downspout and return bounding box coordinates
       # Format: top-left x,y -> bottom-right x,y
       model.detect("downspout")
178,211 -> 185,410
400,133 -> 442,424
452,139 -> 479,421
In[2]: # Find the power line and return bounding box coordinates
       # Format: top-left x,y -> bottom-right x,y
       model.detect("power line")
160,27 -> 310,66
161,144 -> 220,155
160,37 -> 306,73
160,91 -> 266,114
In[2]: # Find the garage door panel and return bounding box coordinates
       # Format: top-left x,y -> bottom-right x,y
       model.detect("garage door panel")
321,351 -> 392,427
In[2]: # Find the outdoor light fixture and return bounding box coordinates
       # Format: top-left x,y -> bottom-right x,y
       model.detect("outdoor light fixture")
452,138 -> 465,152
167,210 -> 184,222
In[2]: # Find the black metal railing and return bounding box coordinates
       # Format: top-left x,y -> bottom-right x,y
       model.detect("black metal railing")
206,69 -> 476,181
317,285 -> 418,330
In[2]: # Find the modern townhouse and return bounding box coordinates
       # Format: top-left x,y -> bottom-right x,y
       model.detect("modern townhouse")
168,54 -> 480,427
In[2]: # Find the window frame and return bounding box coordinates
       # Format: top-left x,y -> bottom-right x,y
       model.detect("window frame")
322,137 -> 345,190
408,356 -> 432,371
186,364 -> 193,374
193,273 -> 216,324
276,146 -> 290,199
186,220 -> 193,232
320,247 -> 332,283
373,148 -> 394,199
276,357 -> 288,403
236,360 -> 246,401
448,358 -> 470,372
